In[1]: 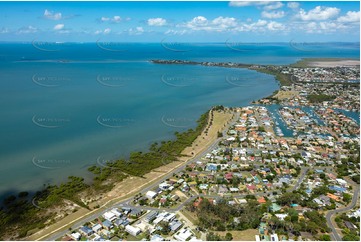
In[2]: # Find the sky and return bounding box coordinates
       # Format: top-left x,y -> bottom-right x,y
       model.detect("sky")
0,1 -> 360,42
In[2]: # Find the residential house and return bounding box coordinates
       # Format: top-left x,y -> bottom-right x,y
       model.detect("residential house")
125,225 -> 141,236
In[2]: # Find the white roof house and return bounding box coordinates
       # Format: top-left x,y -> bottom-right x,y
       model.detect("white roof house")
71,232 -> 81,241
174,228 -> 193,241
164,213 -> 176,222
153,216 -> 164,225
159,182 -> 170,190
146,191 -> 158,200
336,178 -> 347,186
103,211 -> 117,221
275,214 -> 288,221
111,208 -> 122,217
125,225 -> 141,236
92,223 -> 102,233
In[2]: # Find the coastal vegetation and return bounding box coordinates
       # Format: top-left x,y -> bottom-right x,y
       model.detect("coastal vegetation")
87,110 -> 209,177
0,109 -> 210,240
152,59 -> 294,87
251,67 -> 293,86
307,94 -> 336,103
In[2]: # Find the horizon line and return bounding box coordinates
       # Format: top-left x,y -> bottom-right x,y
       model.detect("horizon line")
0,41 -> 360,44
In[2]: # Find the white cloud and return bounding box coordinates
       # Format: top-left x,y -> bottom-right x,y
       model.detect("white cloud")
44,9 -> 62,20
261,11 -> 285,19
267,21 -> 285,31
100,16 -> 122,23
263,2 -> 284,11
147,18 -> 167,26
242,19 -> 268,32
229,1 -> 270,7
298,6 -> 340,21
181,16 -> 238,32
103,28 -> 111,34
165,29 -> 188,35
287,2 -> 300,9
212,17 -> 238,28
95,28 -> 111,35
53,24 -> 64,30
18,25 -> 38,34
304,22 -> 318,33
337,11 -> 360,23
296,20 -> 353,34
112,16 -> 121,23
129,26 -> 144,35
229,1 -> 283,10
188,16 -> 208,27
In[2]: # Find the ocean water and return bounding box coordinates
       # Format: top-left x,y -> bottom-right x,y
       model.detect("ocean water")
0,42 -> 359,198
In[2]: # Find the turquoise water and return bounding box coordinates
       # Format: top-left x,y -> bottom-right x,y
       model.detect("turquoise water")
0,43 -> 359,198
335,109 -> 360,125
265,104 -> 294,137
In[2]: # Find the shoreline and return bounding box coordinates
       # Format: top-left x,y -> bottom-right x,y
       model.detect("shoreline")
3,57 -> 358,240
26,108 -> 234,241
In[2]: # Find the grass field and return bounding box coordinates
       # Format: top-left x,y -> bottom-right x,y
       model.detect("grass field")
216,229 -> 259,241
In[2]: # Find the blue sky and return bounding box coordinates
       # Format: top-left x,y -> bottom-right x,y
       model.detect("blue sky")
0,1 -> 359,42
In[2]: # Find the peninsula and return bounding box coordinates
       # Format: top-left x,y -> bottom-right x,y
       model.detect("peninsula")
1,58 -> 359,242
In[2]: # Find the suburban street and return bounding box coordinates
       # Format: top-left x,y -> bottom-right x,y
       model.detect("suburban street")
41,111 -> 239,240
326,179 -> 360,241
38,110 -> 358,242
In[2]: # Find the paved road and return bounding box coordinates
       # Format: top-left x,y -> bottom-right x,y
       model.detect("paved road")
290,167 -> 308,192
42,112 -> 316,241
43,111 -> 239,240
326,179 -> 360,241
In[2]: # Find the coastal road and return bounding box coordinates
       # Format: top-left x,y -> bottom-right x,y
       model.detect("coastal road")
43,111 -> 313,241
42,110 -> 239,240
325,179 -> 360,241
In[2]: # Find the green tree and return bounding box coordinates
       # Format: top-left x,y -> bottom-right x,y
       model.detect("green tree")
319,234 -> 331,241
343,193 -> 352,204
225,232 -> 233,241
343,234 -> 360,241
